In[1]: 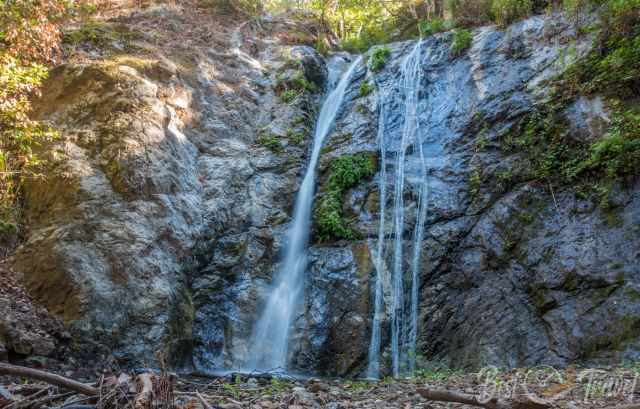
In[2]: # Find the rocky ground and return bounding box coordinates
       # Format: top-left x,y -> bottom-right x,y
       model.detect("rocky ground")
0,260 -> 67,366
2,366 -> 640,409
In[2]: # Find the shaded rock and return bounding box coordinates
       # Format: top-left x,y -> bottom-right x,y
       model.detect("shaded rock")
290,46 -> 328,88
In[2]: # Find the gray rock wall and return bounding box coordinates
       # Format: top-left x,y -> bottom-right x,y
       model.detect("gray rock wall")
12,10 -> 640,377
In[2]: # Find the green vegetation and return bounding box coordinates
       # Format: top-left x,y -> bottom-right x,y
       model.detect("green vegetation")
198,0 -> 263,15
315,152 -> 377,241
258,132 -> 283,152
451,28 -> 473,55
491,0 -> 533,27
274,59 -> 318,104
63,21 -> 136,49
370,47 -> 391,72
489,0 -> 639,216
280,89 -> 300,103
261,0 -> 635,55
286,127 -> 307,145
418,17 -> 448,37
343,380 -> 372,391
267,378 -> 290,395
221,382 -> 241,400
469,167 -> 483,198
0,0 -> 82,232
359,81 -> 374,97
413,364 -> 461,382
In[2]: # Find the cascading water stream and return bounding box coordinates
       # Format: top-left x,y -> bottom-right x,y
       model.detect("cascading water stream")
367,40 -> 427,378
245,56 -> 363,372
366,90 -> 390,379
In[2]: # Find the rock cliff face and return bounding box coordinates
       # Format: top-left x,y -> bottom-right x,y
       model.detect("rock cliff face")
10,7 -> 640,377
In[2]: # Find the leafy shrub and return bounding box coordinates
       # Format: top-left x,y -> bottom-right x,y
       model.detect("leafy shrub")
451,28 -> 473,56
0,0 -> 76,230
418,17 -> 448,37
577,106 -> 640,179
359,81 -> 374,97
315,153 -> 377,241
341,25 -> 393,53
370,47 -> 391,72
290,71 -> 318,93
560,1 -> 640,99
491,0 -> 533,26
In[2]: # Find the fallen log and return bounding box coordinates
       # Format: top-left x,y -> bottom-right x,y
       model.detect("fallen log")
0,364 -> 98,397
417,387 -> 551,409
195,391 -> 212,409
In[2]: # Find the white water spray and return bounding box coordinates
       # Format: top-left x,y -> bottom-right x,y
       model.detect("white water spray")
246,57 -> 363,372
366,90 -> 390,379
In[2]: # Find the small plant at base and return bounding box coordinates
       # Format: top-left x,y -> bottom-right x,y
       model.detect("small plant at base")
222,382 -> 240,400
269,378 -> 289,395
451,28 -> 473,56
370,47 -> 391,72
359,81 -> 374,97
280,89 -> 299,103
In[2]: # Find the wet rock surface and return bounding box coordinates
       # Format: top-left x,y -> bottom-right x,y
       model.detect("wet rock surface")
318,12 -> 640,372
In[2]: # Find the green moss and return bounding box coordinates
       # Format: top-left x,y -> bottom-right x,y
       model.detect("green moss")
359,81 -> 374,97
573,105 -> 640,180
257,132 -> 283,152
286,127 -> 306,145
280,89 -> 300,103
451,28 -> 473,56
624,287 -> 640,301
64,22 -> 136,48
315,152 -> 377,241
370,47 -> 391,72
583,314 -> 640,357
0,220 -> 17,234
468,167 -> 483,198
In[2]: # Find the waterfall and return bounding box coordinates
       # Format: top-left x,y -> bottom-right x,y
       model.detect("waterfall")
366,90 -> 389,379
245,56 -> 363,372
367,40 -> 427,378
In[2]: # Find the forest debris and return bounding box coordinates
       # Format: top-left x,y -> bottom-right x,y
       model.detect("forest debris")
417,387 -> 551,409
0,364 -> 98,397
133,374 -> 153,409
195,391 -> 212,409
0,385 -> 14,408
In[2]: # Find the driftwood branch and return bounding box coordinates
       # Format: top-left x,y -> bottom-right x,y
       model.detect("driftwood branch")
417,388 -> 551,409
195,391 -> 213,409
0,363 -> 98,397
